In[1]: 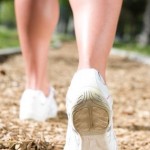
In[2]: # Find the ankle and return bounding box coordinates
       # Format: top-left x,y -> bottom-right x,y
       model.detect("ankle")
26,83 -> 50,97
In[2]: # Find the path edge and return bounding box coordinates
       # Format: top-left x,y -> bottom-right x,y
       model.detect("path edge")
0,47 -> 21,56
111,48 -> 150,65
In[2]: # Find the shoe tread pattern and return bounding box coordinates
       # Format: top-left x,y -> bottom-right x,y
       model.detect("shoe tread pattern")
72,89 -> 110,136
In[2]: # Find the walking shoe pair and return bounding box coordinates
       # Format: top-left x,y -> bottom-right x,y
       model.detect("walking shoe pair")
19,69 -> 117,150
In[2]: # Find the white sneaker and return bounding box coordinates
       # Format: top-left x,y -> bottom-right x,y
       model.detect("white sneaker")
19,87 -> 58,121
64,69 -> 117,150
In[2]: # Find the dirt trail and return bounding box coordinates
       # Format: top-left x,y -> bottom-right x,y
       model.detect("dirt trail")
0,42 -> 150,150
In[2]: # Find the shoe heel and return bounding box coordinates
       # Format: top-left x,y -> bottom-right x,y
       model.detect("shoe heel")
72,88 -> 110,149
81,134 -> 109,150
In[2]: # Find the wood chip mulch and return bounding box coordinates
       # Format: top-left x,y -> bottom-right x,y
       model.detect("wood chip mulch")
0,42 -> 150,150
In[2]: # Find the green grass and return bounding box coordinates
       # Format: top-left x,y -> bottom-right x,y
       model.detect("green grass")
0,27 -> 75,49
0,26 -> 150,57
114,41 -> 150,56
0,26 -> 19,49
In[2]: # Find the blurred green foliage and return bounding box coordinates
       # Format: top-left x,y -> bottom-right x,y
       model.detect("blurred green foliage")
0,26 -> 19,49
0,0 -> 149,55
117,0 -> 147,41
114,41 -> 150,55
0,0 -> 16,28
60,0 -> 70,6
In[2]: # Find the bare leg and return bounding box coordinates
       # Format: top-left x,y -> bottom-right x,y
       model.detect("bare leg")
15,0 -> 59,95
69,0 -> 122,81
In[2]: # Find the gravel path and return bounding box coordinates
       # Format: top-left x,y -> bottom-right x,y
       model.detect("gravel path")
0,42 -> 150,150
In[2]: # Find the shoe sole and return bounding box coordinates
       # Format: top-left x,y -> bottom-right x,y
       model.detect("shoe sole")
71,87 -> 111,150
